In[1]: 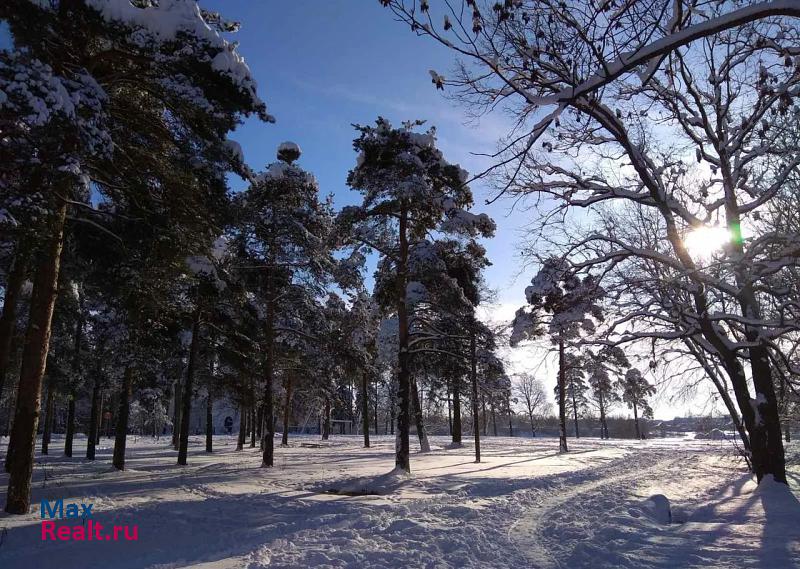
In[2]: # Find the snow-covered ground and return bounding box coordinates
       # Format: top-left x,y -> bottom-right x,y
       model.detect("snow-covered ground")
0,434 -> 797,568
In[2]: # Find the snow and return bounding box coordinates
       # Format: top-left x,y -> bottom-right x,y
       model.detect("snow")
0,435 -> 797,568
82,0 -> 264,107
277,141 -> 301,154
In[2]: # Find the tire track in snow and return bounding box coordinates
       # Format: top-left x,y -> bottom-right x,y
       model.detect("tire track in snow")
508,447 -> 683,569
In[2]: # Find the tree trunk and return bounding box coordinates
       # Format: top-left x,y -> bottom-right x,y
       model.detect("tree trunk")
481,392 -> 487,436
112,366 -> 133,470
261,290 -> 276,467
172,380 -> 182,450
557,338 -> 568,453
86,379 -> 100,460
598,392 -> 608,440
322,397 -> 331,440
249,405 -> 256,448
64,291 -> 83,458
632,401 -> 641,440
449,376 -> 461,445
470,326 -> 481,463
395,208 -> 412,473
410,377 -> 430,452
64,396 -> 75,457
4,194 -> 67,514
205,395 -> 213,453
373,377 -> 379,435
571,381 -> 580,438
360,371 -> 370,448
282,373 -> 293,447
491,399 -> 498,436
41,387 -> 54,455
528,411 -> 536,437
236,405 -> 246,451
507,392 -> 513,437
0,247 -> 27,403
178,305 -> 201,466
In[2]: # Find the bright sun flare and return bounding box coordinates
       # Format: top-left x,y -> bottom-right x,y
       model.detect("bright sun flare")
683,225 -> 731,259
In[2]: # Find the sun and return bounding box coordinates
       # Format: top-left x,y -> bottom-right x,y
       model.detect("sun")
683,225 -> 731,259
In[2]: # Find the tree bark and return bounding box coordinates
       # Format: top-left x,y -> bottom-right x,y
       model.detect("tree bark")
64,396 -> 75,457
632,401 -> 641,440
0,247 -> 27,403
322,397 -> 331,440
236,405 -> 246,451
373,376 -> 379,435
249,405 -> 256,448
446,376 -> 460,446
598,392 -> 608,440
557,337 -> 569,453
491,399 -> 498,436
261,288 -> 276,466
410,377 -> 430,452
112,366 -> 133,470
481,392 -> 487,436
282,373 -> 293,447
571,381 -> 580,439
205,395 -> 213,453
172,380 -> 182,450
4,200 -> 67,514
470,326 -> 481,463
86,379 -> 100,460
360,371 -> 370,448
395,208 -> 412,472
178,305 -> 201,466
41,386 -> 54,455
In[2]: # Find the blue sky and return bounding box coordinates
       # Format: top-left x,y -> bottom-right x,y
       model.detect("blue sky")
202,0 -> 530,306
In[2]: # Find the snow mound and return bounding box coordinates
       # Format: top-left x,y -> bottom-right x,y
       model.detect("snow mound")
326,468 -> 411,496
642,494 -> 672,524
694,428 -> 727,440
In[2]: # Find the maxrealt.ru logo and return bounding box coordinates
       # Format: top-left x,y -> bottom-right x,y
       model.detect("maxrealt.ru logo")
40,499 -> 138,541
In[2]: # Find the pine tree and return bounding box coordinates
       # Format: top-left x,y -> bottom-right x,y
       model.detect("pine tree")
512,258 -> 604,452
232,143 -> 334,467
620,368 -> 656,440
341,118 -> 493,472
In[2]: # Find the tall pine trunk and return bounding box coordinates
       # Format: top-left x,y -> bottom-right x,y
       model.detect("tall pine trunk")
178,306 -> 201,466
261,286 -> 276,467
410,377 -> 430,452
395,208 -> 412,472
249,405 -> 256,448
112,366 -> 133,470
86,379 -> 100,460
64,396 -> 75,457
41,387 -> 54,455
598,392 -> 608,440
360,371 -> 370,448
571,382 -> 580,438
470,326 -> 481,463
491,399 -> 498,436
236,405 -> 246,451
281,373 -> 293,447
64,291 -> 83,458
452,375 -> 462,445
205,395 -> 213,453
0,247 -> 27,403
632,401 -> 641,440
557,338 -> 568,453
172,380 -> 182,450
322,397 -> 331,440
4,199 -> 67,514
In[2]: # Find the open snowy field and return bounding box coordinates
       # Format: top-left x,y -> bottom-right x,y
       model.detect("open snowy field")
0,434 -> 798,569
